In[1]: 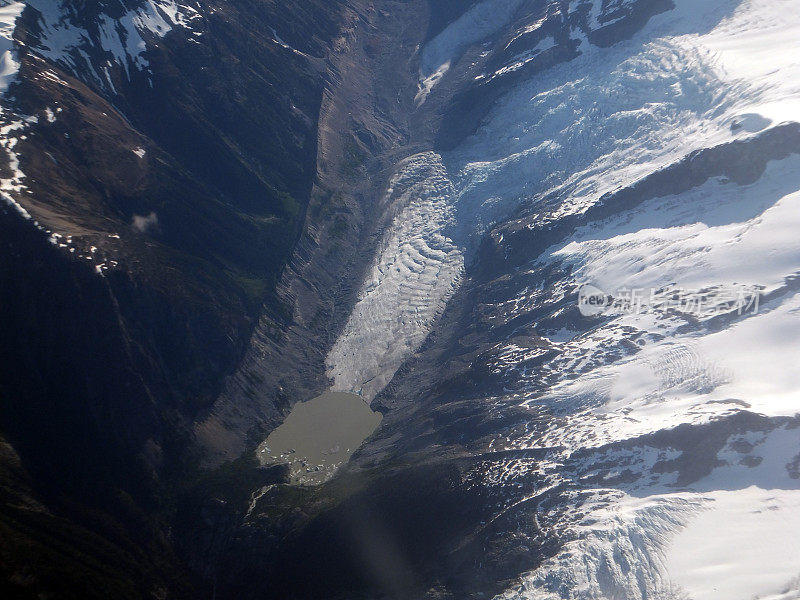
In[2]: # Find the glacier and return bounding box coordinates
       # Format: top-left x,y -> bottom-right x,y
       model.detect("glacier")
327,0 -> 800,597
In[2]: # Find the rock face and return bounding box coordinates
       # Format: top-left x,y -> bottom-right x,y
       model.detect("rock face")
0,0 -> 348,597
3,0 -> 800,599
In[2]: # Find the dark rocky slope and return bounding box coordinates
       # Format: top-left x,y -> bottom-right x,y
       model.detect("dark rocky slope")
0,0 -> 348,597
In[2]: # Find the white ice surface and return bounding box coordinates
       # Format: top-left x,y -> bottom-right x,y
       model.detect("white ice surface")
667,488 -> 800,600
525,154 -> 800,450
498,425 -> 800,600
326,153 -> 464,399
0,1 -> 23,93
699,0 -> 800,125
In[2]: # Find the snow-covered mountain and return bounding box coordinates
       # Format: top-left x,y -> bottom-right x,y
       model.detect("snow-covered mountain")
25,0 -> 202,90
1,0 -> 798,598
327,0 -> 800,598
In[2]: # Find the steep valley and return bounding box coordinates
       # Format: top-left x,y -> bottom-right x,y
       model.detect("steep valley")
1,1 -> 800,600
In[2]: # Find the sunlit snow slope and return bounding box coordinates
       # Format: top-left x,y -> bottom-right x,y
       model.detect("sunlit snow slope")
330,0 -> 800,597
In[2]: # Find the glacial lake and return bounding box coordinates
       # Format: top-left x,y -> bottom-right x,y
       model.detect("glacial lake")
258,392 -> 382,485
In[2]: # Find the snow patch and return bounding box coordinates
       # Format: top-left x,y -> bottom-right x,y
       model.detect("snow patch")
269,27 -> 311,58
490,36 -> 556,79
27,0 -> 201,87
0,2 -> 23,93
415,60 -> 450,106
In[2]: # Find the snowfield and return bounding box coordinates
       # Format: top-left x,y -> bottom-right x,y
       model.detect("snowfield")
497,425 -> 800,600
328,0 -> 800,597
25,0 -> 201,90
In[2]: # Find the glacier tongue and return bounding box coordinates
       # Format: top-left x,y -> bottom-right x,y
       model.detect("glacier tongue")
326,152 -> 464,400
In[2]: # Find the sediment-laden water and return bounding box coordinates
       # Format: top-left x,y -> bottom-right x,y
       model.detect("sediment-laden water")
259,391 -> 382,485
